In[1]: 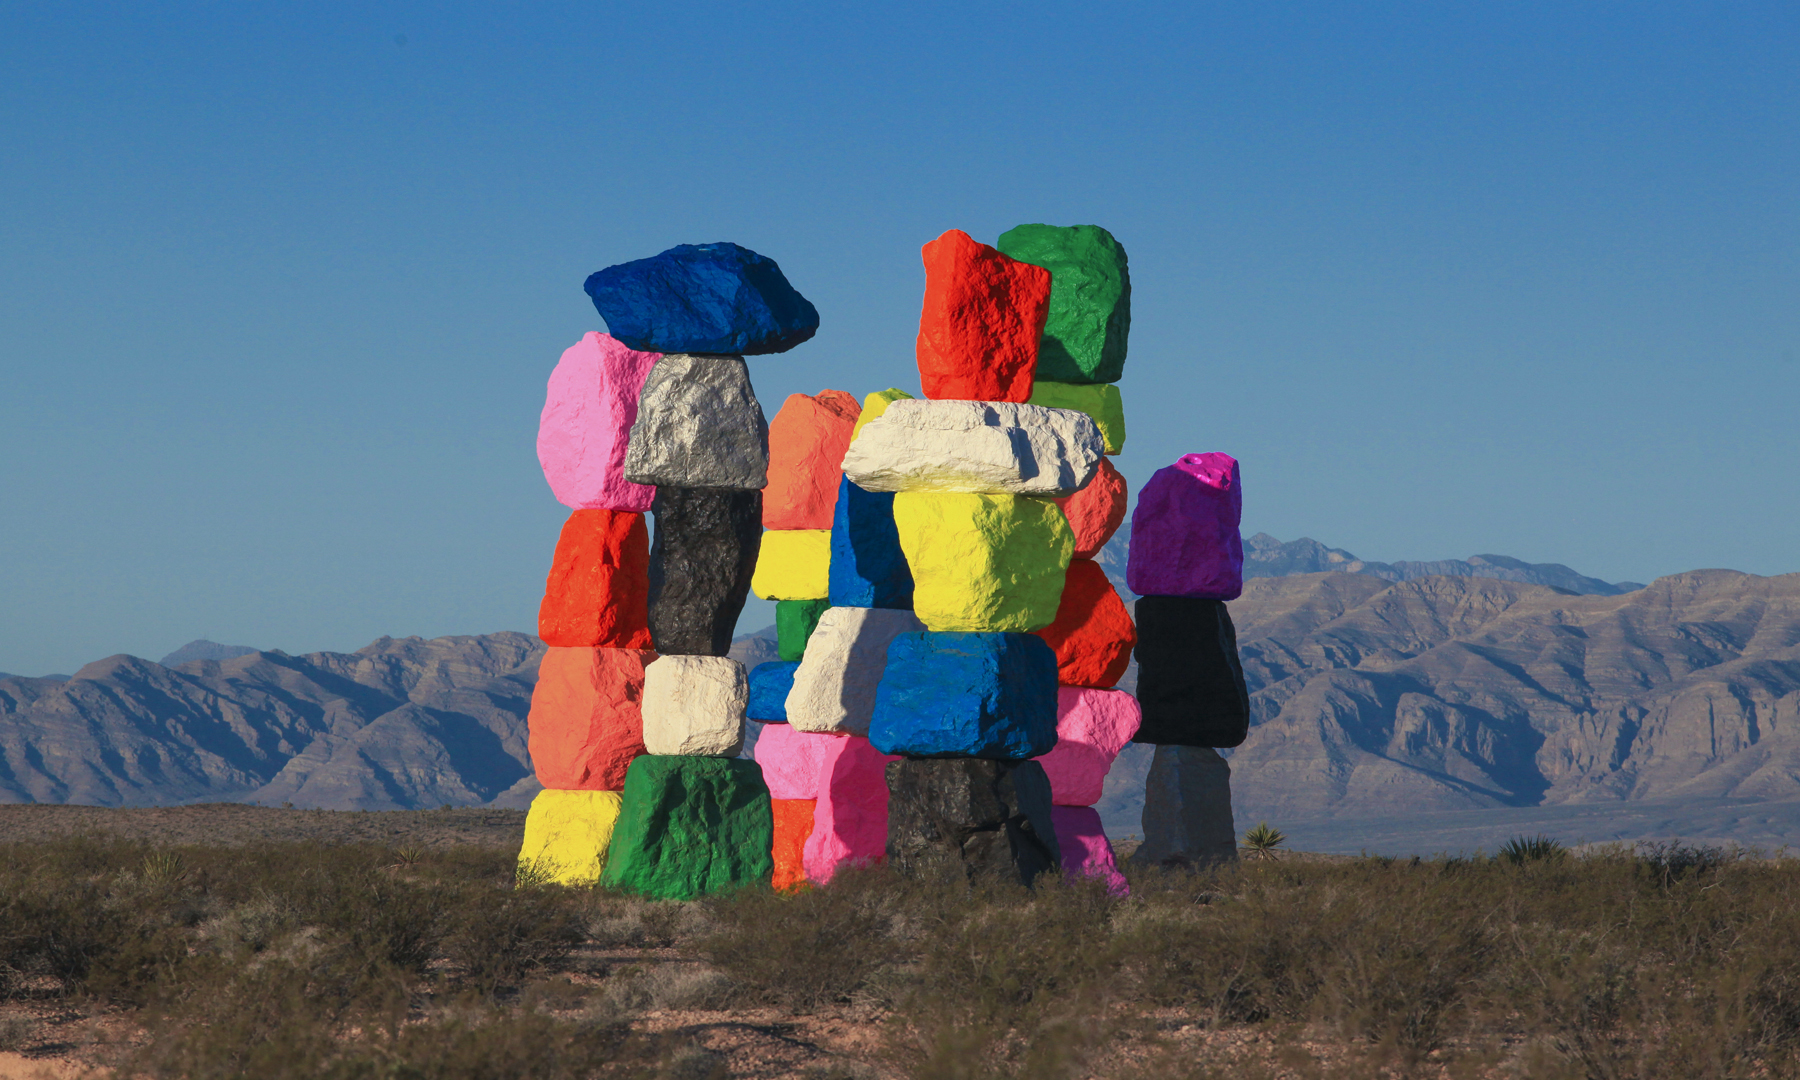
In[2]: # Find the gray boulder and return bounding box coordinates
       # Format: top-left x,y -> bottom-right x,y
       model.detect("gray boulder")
1132,745 -> 1237,869
624,354 -> 769,490
648,486 -> 762,656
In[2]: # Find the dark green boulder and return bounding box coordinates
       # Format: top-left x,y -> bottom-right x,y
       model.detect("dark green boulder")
601,756 -> 773,899
996,224 -> 1130,384
776,598 -> 831,661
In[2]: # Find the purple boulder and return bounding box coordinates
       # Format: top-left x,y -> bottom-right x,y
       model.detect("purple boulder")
1125,453 -> 1243,600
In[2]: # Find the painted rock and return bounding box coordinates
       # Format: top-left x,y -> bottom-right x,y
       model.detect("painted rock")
786,606 -> 925,737
1126,453 -> 1243,599
1026,381 -> 1125,454
802,734 -> 899,883
624,354 -> 769,491
840,399 -> 1103,496
1050,805 -> 1128,896
518,789 -> 623,886
600,756 -> 774,900
746,660 -> 799,722
647,486 -> 761,656
1035,687 -> 1142,806
583,242 -> 820,356
851,387 -> 914,442
764,390 -> 860,529
995,223 -> 1131,385
776,598 -> 831,661
771,798 -> 816,892
829,476 -> 914,609
893,492 -> 1073,631
537,333 -> 660,512
640,655 -> 747,756
538,509 -> 652,649
1033,558 -> 1135,688
869,631 -> 1059,759
1131,745 -> 1237,870
1132,596 -> 1250,747
1054,456 -> 1127,558
751,529 -> 830,600
528,646 -> 654,792
916,229 -> 1051,402
884,758 -> 1059,886
749,721 -> 833,799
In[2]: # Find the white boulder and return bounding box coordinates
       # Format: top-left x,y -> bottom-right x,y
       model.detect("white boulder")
786,606 -> 925,737
641,655 -> 747,757
838,399 -> 1103,496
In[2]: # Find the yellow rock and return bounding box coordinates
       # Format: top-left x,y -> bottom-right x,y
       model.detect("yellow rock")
518,788 -> 622,885
851,387 -> 915,442
751,529 -> 831,600
893,492 -> 1074,632
1027,381 -> 1126,454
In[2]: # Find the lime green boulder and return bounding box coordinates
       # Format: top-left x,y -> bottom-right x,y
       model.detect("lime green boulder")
894,493 -> 1074,632
996,224 -> 1130,384
1028,381 -> 1126,454
600,756 -> 773,899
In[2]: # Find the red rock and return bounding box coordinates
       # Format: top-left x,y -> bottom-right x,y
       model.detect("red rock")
915,230 -> 1051,402
771,797 -> 816,892
528,646 -> 656,790
1054,456 -> 1128,558
1034,558 -> 1135,688
539,510 -> 652,648
764,390 -> 862,530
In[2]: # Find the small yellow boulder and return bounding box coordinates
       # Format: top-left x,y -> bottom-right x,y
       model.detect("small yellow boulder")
1027,381 -> 1125,454
851,387 -> 915,442
751,529 -> 831,600
518,788 -> 622,886
893,492 -> 1074,632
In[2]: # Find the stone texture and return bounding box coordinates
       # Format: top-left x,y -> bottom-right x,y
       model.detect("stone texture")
776,598 -> 831,661
884,758 -> 1059,886
894,493 -> 1073,632
746,660 -> 799,723
786,607 -> 925,737
584,242 -> 819,356
771,797 -> 815,892
829,477 -> 913,609
600,756 -> 774,900
1035,687 -> 1141,806
648,486 -> 761,656
916,229 -> 1051,402
996,223 -> 1131,385
751,529 -> 831,600
1133,596 -> 1250,748
537,333 -> 660,511
869,632 -> 1059,759
640,656 -> 746,757
1034,558 -> 1136,688
1126,453 -> 1244,600
852,388 -> 914,442
518,788 -> 623,886
1132,745 -> 1237,870
624,354 -> 770,490
803,735 -> 900,883
1054,457 -> 1128,559
764,390 -> 860,529
538,509 -> 653,649
1026,381 -> 1125,454
528,646 -> 655,791
840,399 -> 1103,496
1050,805 -> 1128,895
749,721 -> 832,799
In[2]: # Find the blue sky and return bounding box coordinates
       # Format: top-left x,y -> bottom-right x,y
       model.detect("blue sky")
2,2 -> 1795,676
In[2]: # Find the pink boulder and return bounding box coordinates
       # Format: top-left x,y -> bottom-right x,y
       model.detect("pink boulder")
752,721 -> 834,800
1054,456 -> 1128,558
1036,687 -> 1141,806
802,735 -> 900,883
538,333 -> 660,512
1051,806 -> 1128,896
1124,452 -> 1243,600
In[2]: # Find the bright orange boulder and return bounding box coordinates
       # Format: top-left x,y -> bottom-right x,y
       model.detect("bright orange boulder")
916,230 -> 1051,402
528,646 -> 656,790
1034,558 -> 1136,688
1054,457 -> 1128,558
539,509 -> 652,648
764,390 -> 861,530
771,797 -> 817,892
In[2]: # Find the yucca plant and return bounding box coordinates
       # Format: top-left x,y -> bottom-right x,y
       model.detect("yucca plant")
1497,833 -> 1565,866
1242,822 -> 1287,860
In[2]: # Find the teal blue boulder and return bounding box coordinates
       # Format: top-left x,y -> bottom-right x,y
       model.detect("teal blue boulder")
584,243 -> 820,355
870,632 -> 1058,759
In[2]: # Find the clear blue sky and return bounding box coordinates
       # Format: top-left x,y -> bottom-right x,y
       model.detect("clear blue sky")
3,2 -> 1796,676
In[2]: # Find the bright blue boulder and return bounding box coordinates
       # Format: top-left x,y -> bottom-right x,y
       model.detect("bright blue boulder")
584,243 -> 820,355
829,476 -> 913,608
747,660 -> 800,723
870,633 -> 1058,759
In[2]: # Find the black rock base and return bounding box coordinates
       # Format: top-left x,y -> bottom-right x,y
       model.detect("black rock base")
884,757 -> 1060,887
1131,595 -> 1251,747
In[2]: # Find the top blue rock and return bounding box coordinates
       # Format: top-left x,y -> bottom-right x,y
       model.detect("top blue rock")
584,243 -> 821,355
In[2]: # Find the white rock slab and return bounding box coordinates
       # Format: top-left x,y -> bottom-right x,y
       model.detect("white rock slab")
785,606 -> 925,737
839,399 -> 1103,496
641,655 -> 746,757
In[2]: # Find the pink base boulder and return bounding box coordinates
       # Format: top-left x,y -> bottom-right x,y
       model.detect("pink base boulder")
1051,805 -> 1128,896
538,333 -> 661,512
1035,687 -> 1141,806
802,735 -> 900,883
752,721 -> 834,800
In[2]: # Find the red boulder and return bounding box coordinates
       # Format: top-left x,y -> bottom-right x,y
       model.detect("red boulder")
539,509 -> 652,648
1034,558 -> 1136,688
916,230 -> 1051,402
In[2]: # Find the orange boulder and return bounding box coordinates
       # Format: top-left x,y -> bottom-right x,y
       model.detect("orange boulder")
764,390 -> 861,530
1034,558 -> 1136,688
771,797 -> 817,892
1054,457 -> 1128,558
539,509 -> 652,648
528,646 -> 656,790
915,230 -> 1051,402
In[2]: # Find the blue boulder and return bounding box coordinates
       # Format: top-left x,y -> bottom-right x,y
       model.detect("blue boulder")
870,633 -> 1058,759
746,660 -> 800,723
584,243 -> 820,355
829,476 -> 913,608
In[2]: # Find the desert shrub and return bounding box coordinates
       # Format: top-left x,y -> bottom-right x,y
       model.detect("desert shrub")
438,878 -> 584,996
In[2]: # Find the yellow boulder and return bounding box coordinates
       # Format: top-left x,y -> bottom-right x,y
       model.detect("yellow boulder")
751,529 -> 831,600
851,387 -> 915,442
518,788 -> 622,885
1027,381 -> 1125,454
893,492 -> 1074,632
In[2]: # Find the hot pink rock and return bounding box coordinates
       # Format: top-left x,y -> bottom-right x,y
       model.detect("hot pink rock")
538,333 -> 661,512
1036,687 -> 1141,806
1051,806 -> 1128,896
1124,452 -> 1244,600
752,721 -> 835,800
802,735 -> 900,883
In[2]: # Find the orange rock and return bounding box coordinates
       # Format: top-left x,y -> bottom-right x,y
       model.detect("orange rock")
1054,457 -> 1128,558
916,230 -> 1051,402
764,390 -> 862,529
1034,559 -> 1136,688
771,797 -> 816,892
529,646 -> 657,790
539,509 -> 652,648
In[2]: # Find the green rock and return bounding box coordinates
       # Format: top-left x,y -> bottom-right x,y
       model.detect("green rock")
1027,381 -> 1126,454
996,224 -> 1130,384
601,756 -> 773,900
777,598 -> 832,661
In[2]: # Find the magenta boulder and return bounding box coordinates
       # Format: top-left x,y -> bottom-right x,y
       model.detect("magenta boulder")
1035,687 -> 1141,806
1124,452 -> 1243,600
802,735 -> 899,883
1051,806 -> 1128,896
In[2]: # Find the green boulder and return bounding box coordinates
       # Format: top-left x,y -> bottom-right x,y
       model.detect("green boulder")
601,756 -> 773,900
996,224 -> 1130,384
777,598 -> 832,661
1027,381 -> 1126,454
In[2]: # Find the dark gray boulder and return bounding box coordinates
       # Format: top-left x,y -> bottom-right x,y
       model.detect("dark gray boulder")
1132,745 -> 1237,869
648,487 -> 762,656
884,757 -> 1060,886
